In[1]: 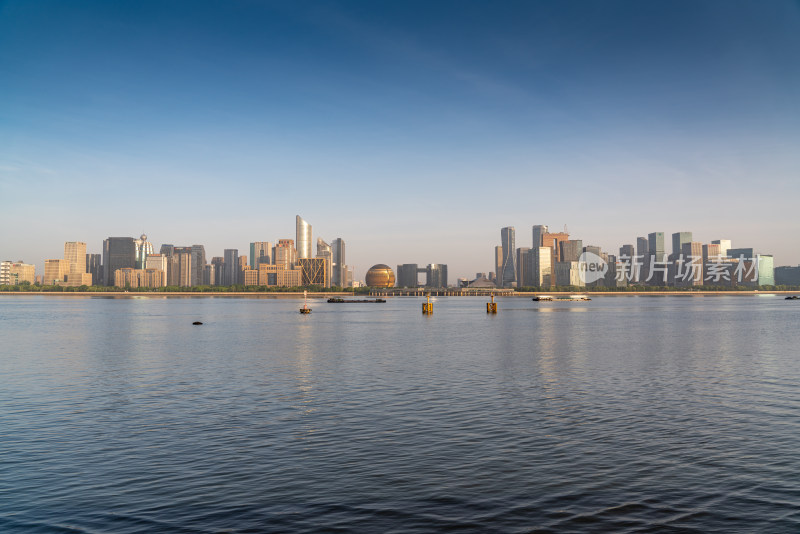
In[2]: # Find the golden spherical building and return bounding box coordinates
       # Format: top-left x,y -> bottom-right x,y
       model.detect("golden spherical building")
365,264 -> 395,288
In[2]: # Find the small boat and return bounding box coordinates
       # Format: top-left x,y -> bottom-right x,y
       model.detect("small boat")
785,295 -> 799,300
533,296 -> 553,301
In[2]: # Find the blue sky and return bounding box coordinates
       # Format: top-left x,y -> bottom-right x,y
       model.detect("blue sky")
2,0 -> 799,280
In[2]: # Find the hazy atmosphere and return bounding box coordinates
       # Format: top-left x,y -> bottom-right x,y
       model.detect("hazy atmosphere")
2,0 -> 799,281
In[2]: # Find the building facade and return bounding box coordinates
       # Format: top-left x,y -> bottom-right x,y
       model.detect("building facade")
103,237 -> 136,286
500,226 -> 516,287
296,215 -> 312,259
250,241 -> 273,269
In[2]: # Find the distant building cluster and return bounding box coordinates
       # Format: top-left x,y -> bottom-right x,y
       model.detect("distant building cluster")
3,219 -> 799,290
1,215 -> 355,289
477,225 -> 786,289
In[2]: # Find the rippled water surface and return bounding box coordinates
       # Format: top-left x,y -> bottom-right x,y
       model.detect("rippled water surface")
1,294 -> 799,533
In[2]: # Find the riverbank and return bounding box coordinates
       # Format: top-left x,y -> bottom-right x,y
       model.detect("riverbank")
1,290 -> 797,297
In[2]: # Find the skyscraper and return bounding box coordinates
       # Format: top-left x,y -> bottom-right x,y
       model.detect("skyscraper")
133,234 -> 154,269
316,238 -> 332,287
86,254 -> 102,285
274,239 -> 296,270
64,242 -> 87,275
672,232 -> 693,258
396,264 -> 419,288
103,237 -> 136,286
44,259 -> 69,285
636,237 -> 648,284
223,249 -> 239,286
296,215 -> 312,259
331,238 -> 346,287
250,242 -> 273,269
646,232 -> 666,285
532,225 -> 548,249
191,245 -> 206,286
516,248 -> 531,288
500,226 -> 516,287
211,257 -> 225,286
561,240 -> 584,263
648,232 -> 665,261
532,247 -> 552,288
426,264 -> 448,288
494,246 -> 503,284
712,239 -> 732,258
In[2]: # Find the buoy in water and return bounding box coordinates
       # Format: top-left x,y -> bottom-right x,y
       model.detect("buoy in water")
486,293 -> 497,313
422,294 -> 433,314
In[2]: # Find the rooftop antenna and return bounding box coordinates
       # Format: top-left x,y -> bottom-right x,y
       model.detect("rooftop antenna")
564,224 -> 569,234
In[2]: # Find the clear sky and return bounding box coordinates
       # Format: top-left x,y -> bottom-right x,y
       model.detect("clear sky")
2,0 -> 799,281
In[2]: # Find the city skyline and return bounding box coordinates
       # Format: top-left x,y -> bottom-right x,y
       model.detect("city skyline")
2,217 -> 794,287
2,1 -> 800,279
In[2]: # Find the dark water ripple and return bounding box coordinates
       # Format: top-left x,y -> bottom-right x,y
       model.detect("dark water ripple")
1,295 -> 800,532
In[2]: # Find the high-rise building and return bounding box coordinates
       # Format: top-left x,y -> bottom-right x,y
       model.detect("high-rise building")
274,239 -> 296,270
555,261 -> 584,287
316,238 -> 333,286
7,262 -> 35,285
297,257 -> 330,287
86,254 -> 102,285
203,264 -> 216,286
44,259 -> 69,285
500,226 -> 516,287
64,242 -> 87,275
561,240 -> 584,263
516,248 -> 531,287
145,254 -> 168,287
250,242 -> 273,269
532,247 -> 552,288
636,237 -> 648,257
702,243 -> 722,284
396,264 -> 419,288
619,244 -> 635,259
103,237 -> 136,286
0,261 -> 11,285
542,231 -> 570,260
191,245 -> 206,286
532,225 -> 548,249
635,237 -> 649,284
712,239 -> 732,258
494,246 -> 503,284
426,264 -> 448,288
646,232 -> 666,286
758,255 -> 775,286
114,268 -> 164,288
727,247 -> 754,260
678,242 -> 703,286
775,266 -> 800,285
211,257 -> 225,286
672,232 -> 693,258
331,238 -> 346,287
296,215 -> 312,259
238,256 -> 248,285
133,234 -> 154,269
177,252 -> 193,287
223,249 -> 239,286
648,232 -> 665,261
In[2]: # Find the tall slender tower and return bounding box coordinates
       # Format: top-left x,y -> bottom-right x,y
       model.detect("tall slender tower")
501,226 -> 516,287
296,215 -> 312,259
331,238 -> 346,287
